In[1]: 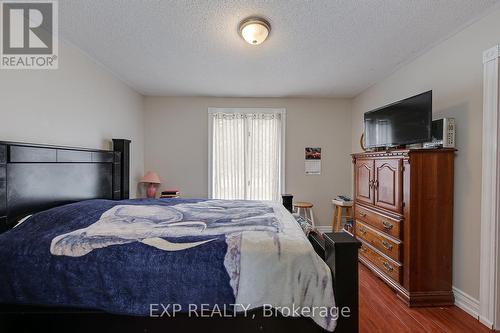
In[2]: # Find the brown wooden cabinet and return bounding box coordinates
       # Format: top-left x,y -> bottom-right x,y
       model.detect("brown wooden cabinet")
352,149 -> 455,307
373,158 -> 403,213
354,159 -> 374,206
355,158 -> 403,213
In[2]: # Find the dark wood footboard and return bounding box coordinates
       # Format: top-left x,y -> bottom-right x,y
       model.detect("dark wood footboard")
309,232 -> 361,332
324,233 -> 361,332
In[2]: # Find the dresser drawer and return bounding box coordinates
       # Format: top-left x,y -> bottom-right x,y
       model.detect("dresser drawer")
356,220 -> 401,262
355,206 -> 401,239
359,241 -> 402,283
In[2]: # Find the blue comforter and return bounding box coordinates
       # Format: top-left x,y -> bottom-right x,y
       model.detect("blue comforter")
0,198 -> 266,314
0,198 -> 336,331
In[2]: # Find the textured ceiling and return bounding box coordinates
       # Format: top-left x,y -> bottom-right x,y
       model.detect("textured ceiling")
60,0 -> 500,97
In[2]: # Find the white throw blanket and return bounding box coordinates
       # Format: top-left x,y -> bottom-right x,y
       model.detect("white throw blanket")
228,201 -> 336,331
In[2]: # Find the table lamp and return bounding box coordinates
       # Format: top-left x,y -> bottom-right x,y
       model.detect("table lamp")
140,171 -> 161,198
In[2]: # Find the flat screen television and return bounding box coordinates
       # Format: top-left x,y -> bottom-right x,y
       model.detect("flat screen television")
364,91 -> 432,148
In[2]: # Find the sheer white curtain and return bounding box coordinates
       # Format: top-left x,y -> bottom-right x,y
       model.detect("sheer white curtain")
209,108 -> 285,201
211,113 -> 246,200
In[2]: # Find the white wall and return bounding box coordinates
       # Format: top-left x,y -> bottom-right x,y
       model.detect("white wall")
144,97 -> 352,227
351,6 -> 500,300
0,41 -> 144,197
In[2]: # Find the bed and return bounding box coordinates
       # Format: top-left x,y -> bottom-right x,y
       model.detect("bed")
0,140 -> 360,333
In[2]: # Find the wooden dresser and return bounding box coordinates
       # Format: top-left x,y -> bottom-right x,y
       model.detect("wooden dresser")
351,148 -> 455,306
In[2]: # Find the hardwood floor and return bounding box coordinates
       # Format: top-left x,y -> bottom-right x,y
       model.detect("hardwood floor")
359,263 -> 492,332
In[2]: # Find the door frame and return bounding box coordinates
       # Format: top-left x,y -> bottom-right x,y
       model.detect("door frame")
479,44 -> 500,329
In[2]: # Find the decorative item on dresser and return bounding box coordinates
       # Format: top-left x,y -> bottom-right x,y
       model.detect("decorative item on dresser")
352,148 -> 456,307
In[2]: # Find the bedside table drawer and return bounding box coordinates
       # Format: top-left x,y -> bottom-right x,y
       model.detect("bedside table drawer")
356,220 -> 401,262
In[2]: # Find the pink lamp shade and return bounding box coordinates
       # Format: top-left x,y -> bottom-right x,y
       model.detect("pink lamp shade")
140,171 -> 161,184
140,171 -> 161,198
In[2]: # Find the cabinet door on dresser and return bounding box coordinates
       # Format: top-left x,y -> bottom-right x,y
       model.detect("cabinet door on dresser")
355,159 -> 375,205
374,159 -> 403,213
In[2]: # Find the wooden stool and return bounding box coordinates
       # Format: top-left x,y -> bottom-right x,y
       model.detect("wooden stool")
293,202 -> 315,227
332,199 -> 353,232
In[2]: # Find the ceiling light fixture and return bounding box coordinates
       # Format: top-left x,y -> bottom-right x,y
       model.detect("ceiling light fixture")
239,17 -> 271,45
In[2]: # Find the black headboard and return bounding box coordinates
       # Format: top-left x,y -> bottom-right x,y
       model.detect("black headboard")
0,139 -> 130,233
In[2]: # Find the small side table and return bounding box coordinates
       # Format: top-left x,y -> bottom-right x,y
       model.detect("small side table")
331,199 -> 353,232
293,201 -> 315,227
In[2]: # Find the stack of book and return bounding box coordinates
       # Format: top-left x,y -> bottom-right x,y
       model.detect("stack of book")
160,189 -> 180,199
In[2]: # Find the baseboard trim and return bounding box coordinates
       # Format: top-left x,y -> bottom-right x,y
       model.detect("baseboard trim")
479,316 -> 494,329
453,286 -> 480,320
479,316 -> 493,330
316,226 -> 331,233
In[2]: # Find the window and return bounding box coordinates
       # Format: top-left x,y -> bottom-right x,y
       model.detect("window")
208,108 -> 285,201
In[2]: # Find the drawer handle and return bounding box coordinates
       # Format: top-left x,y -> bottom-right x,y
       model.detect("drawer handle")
382,261 -> 394,272
358,227 -> 367,234
358,211 -> 367,217
382,220 -> 393,230
381,240 -> 393,251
